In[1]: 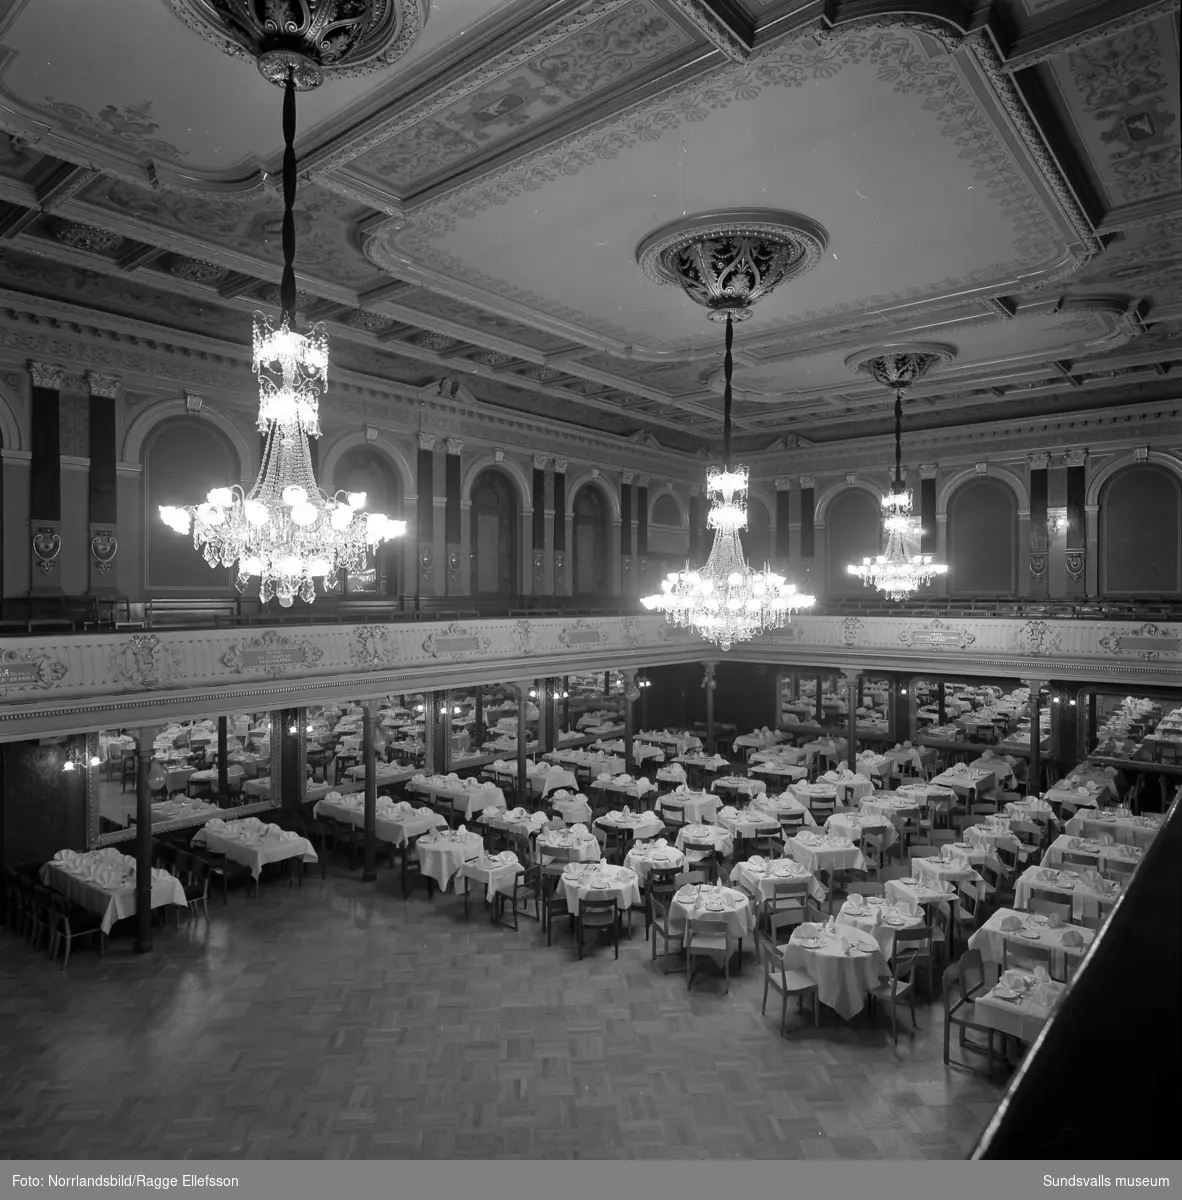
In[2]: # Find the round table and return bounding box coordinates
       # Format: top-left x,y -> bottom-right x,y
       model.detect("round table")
623,842 -> 686,881
536,829 -> 601,864
836,896 -> 925,956
560,863 -> 641,913
668,883 -> 754,946
782,922 -> 888,1020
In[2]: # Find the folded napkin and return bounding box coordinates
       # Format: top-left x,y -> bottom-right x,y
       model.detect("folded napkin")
596,772 -> 612,782
797,922 -> 821,938
325,791 -> 342,802
652,838 -> 668,849
456,824 -> 468,836
640,809 -> 656,819
53,849 -> 79,863
617,775 -> 632,785
206,818 -> 226,831
718,805 -> 739,818
278,829 -> 300,842
1060,928 -> 1086,948
747,855 -> 766,868
1046,913 -> 1065,929
606,810 -> 621,820
481,805 -> 500,818
571,823 -> 589,835
412,772 -> 427,782
1000,915 -> 1023,931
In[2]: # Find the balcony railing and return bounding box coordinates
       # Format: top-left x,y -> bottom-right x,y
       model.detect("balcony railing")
4,592 -> 1182,635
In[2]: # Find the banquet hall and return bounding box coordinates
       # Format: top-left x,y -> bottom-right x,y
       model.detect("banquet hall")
0,0 -> 1178,1166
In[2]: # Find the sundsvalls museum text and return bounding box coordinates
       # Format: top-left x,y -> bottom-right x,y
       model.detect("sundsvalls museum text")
12,1177 -> 238,1190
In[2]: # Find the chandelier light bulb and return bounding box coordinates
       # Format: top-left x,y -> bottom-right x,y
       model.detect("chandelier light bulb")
282,485 -> 307,506
347,491 -> 367,509
289,502 -> 318,527
207,487 -> 234,507
244,499 -> 269,526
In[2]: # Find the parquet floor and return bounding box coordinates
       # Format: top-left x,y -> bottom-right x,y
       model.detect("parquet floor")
0,864 -> 1007,1160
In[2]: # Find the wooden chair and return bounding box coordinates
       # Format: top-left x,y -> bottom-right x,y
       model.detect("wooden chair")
661,806 -> 688,834
810,798 -> 836,820
47,894 -> 105,969
494,865 -> 540,931
649,896 -> 681,974
577,895 -> 620,959
942,951 -> 1001,1074
686,915 -> 739,993
755,931 -> 818,1033
860,830 -> 889,880
868,948 -> 919,1042
183,857 -> 211,923
542,873 -> 572,945
1102,858 -> 1137,883
401,836 -> 435,900
1003,936 -> 1056,978
892,923 -> 934,998
1060,850 -> 1094,867
680,839 -> 720,884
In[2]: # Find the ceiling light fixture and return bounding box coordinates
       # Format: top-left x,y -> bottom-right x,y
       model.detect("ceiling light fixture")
158,53 -> 404,604
846,347 -> 953,602
637,214 -> 823,650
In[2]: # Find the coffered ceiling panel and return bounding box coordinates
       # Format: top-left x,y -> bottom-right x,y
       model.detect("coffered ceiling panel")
366,25 -> 1088,356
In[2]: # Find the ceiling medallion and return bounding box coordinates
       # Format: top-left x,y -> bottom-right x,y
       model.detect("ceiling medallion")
260,283 -> 319,312
523,365 -> 564,382
470,349 -> 514,367
844,342 -> 958,389
348,310 -> 397,333
413,331 -> 459,352
636,209 -> 828,322
54,221 -> 124,254
164,0 -> 428,89
170,257 -> 230,285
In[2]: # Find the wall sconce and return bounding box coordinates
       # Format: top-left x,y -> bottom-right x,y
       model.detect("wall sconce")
1047,514 -> 1066,536
562,691 -> 569,699
1069,699 -> 1077,707
1052,695 -> 1061,705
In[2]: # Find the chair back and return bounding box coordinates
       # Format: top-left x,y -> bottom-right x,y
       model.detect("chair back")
810,798 -> 836,819
847,881 -> 885,897
686,913 -> 735,949
1102,858 -> 1136,881
804,900 -> 828,925
1061,850 -> 1093,867
579,896 -> 618,926
674,869 -> 708,889
957,880 -> 981,922
778,811 -> 805,832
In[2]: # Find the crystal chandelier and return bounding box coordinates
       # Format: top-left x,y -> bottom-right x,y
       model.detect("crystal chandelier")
160,61 -> 405,604
846,349 -> 951,601
642,310 -> 814,651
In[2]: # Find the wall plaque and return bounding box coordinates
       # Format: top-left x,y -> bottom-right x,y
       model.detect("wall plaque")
0,649 -> 68,693
897,619 -> 976,650
222,631 -> 324,677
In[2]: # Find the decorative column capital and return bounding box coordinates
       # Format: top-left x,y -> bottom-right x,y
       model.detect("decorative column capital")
29,361 -> 66,389
364,423 -> 379,442
1134,445 -> 1149,463
532,452 -> 549,470
494,447 -> 505,463
185,390 -> 204,414
1028,451 -> 1051,470
845,472 -> 858,485
86,372 -> 120,398
919,463 -> 938,480
622,470 -> 635,485
591,466 -> 601,479
418,432 -> 437,451
774,475 -> 793,490
637,474 -> 650,488
974,462 -> 988,475
553,458 -> 568,473
1063,448 -> 1088,467
445,437 -> 464,456
799,475 -> 815,490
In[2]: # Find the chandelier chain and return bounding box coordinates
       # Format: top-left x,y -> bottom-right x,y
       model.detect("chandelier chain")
894,390 -> 903,491
723,313 -> 733,469
280,71 -> 297,323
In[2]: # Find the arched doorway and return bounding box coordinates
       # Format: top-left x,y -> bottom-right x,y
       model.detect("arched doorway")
332,446 -> 403,595
146,420 -> 238,591
572,484 -> 609,595
471,469 -> 519,595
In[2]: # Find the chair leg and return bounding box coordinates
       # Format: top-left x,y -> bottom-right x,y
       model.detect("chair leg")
761,976 -> 769,1015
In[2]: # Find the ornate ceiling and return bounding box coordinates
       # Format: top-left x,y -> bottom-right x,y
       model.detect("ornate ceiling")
0,0 -> 1179,454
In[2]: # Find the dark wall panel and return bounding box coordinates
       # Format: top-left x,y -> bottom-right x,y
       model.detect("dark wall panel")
0,738 -> 87,868
826,489 -> 880,596
948,478 -> 1017,595
1101,466 -> 1182,596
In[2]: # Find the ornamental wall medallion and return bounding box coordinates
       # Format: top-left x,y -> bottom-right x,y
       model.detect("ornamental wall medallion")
1029,552 -> 1048,582
1097,623 -> 1181,662
422,622 -> 491,657
1009,620 -> 1063,658
351,625 -> 397,672
620,616 -> 643,647
512,620 -> 534,656
1065,551 -> 1085,582
897,619 -> 976,650
559,619 -> 603,647
109,634 -> 182,690
840,617 -> 863,649
90,530 -> 118,575
32,528 -> 61,574
222,630 -> 324,677
0,649 -> 69,696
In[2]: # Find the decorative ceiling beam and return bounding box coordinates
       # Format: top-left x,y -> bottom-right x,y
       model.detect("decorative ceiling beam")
117,243 -> 168,272
359,279 -> 415,305
216,272 -> 262,299
0,202 -> 39,240
35,163 -> 97,213
664,0 -> 753,60
1001,0 -> 1177,71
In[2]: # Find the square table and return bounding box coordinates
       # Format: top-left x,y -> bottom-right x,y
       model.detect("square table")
313,797 -> 446,847
594,811 -> 664,840
749,761 -> 809,784
1063,811 -> 1161,849
675,823 -> 735,860
456,853 -> 524,905
825,812 -> 897,851
1041,834 -> 1143,873
732,858 -> 827,906
668,883 -> 755,950
837,896 -> 926,957
974,969 -> 1066,1041
40,854 -> 187,935
789,782 -> 841,811
787,831 -> 865,875
913,851 -> 984,890
859,795 -> 921,824
536,829 -> 602,865
193,823 -> 319,880
560,863 -> 641,913
550,793 -> 594,824
752,794 -> 818,827
884,877 -> 957,917
1013,865 -> 1120,922
968,907 -> 1095,970
715,806 -> 782,839
711,776 -> 767,799
415,831 -> 485,890
657,790 -> 720,824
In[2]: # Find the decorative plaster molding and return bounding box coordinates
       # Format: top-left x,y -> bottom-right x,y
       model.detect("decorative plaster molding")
86,372 -> 120,398
532,453 -> 549,470
185,390 -> 204,414
919,463 -> 938,480
445,437 -> 464,455
29,361 -> 66,389
1063,449 -> 1089,467
799,476 -> 815,490
774,476 -> 792,490
975,462 -> 988,474
418,432 -> 437,451
494,447 -> 505,463
1029,452 -> 1051,470
553,458 -> 568,473
1134,445 -> 1149,462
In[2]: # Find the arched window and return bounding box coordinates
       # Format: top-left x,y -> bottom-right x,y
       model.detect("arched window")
826,489 -> 881,596
1100,465 -> 1182,596
741,499 -> 771,567
651,493 -> 683,528
471,469 -> 518,595
146,420 -> 238,591
572,484 -> 610,595
333,447 -> 403,595
947,477 -> 1017,595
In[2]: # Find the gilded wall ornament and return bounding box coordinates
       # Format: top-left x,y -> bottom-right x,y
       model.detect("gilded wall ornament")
1065,551 -> 1085,582
421,622 -> 491,657
448,547 -> 462,580
0,648 -> 68,696
1029,552 -> 1048,582
109,634 -> 181,690
840,617 -> 863,649
511,620 -> 533,656
90,530 -> 118,575
32,528 -> 61,574
1009,620 -> 1062,658
221,630 -> 324,677
418,544 -> 433,581
351,625 -> 397,671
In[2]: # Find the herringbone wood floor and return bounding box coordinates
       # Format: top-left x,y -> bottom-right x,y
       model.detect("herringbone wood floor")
0,863 -> 1007,1159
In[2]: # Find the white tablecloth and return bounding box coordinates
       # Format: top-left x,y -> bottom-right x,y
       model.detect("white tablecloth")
536,830 -> 601,864
783,922 -> 888,1020
789,783 -> 841,810
1063,813 -> 1161,848
913,853 -> 983,890
193,826 -> 318,880
825,813 -> 897,850
896,783 -> 957,812
751,747 -> 806,766
668,884 -> 754,946
1013,866 -> 1120,921
974,969 -> 1066,1041
836,897 -> 925,957
1042,835 -> 1143,873
787,833 -> 864,875
968,908 -> 1094,969
657,791 -> 720,824
1005,798 -> 1056,823
751,795 -> 818,827
456,853 -> 523,903
40,859 -> 187,935
749,762 -> 809,783
594,812 -> 663,840
884,878 -> 957,915
819,774 -> 875,803
415,832 -> 484,889
931,768 -> 993,795
675,823 -> 735,859
715,808 -> 781,838
711,776 -> 767,798
313,798 -> 446,847
623,842 -> 685,881
560,863 -> 640,913
731,858 -> 827,905
549,793 -> 593,824
859,796 -> 921,823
